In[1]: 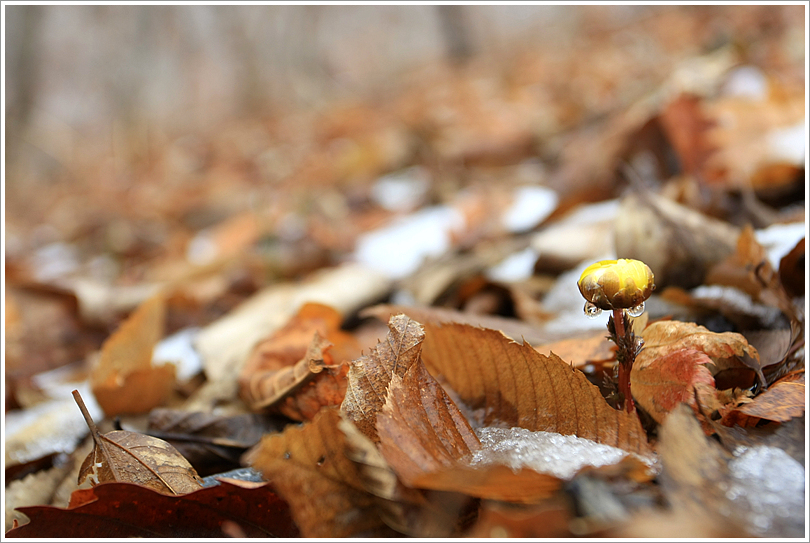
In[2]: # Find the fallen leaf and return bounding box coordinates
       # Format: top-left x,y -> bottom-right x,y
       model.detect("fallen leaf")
658,94 -> 720,182
533,331 -> 616,367
90,293 -> 175,417
376,360 -> 482,487
339,414 -> 476,537
636,320 -> 760,371
341,314 -> 424,444
240,331 -> 350,420
243,407 -> 396,537
5,480 -> 297,538
73,390 -> 203,495
631,321 -> 760,424
630,348 -> 717,424
705,224 -> 794,318
734,373 -> 805,422
146,409 -> 282,476
362,303 -> 556,345
465,498 -> 573,538
420,322 -> 652,456
189,263 -> 391,410
410,464 -> 561,505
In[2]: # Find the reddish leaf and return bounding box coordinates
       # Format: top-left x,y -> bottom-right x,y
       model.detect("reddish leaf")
5,480 -> 297,538
630,348 -> 717,424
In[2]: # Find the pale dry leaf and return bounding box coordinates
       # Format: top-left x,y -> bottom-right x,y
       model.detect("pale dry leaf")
421,322 -> 652,456
73,390 -> 203,495
243,407 -> 395,537
341,314 -> 424,444
90,293 -> 175,417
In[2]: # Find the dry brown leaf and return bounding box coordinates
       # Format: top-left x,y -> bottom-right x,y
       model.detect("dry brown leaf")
238,302 -> 359,419
90,293 -> 175,417
243,407 -> 396,537
533,332 -> 616,367
376,361 -> 481,487
362,303 -> 556,346
465,498 -> 573,538
72,390 -> 203,495
704,80 -> 805,191
636,320 -> 760,369
735,373 -> 805,423
146,409 -> 281,476
778,236 -> 804,298
658,94 -> 720,182
421,322 -> 652,456
338,414 -> 475,537
630,348 -> 717,425
341,314 -> 424,444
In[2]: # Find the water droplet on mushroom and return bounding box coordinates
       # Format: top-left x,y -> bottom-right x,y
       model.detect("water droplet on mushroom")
627,302 -> 645,318
584,301 -> 602,318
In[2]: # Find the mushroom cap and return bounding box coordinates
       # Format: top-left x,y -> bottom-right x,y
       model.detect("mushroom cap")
577,258 -> 655,311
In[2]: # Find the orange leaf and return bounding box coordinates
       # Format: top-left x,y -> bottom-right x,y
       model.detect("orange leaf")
341,314 -> 424,444
421,322 -> 652,456
244,407 -> 394,537
90,294 -> 175,417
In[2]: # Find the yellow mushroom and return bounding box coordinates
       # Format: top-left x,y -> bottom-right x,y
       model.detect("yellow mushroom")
577,258 -> 655,311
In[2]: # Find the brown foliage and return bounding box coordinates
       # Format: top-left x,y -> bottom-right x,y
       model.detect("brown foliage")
421,322 -> 653,456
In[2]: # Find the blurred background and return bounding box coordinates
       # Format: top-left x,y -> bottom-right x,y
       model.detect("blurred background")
3,3 -> 805,327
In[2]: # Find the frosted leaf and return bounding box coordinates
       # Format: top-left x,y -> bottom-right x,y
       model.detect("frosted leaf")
470,427 -> 634,480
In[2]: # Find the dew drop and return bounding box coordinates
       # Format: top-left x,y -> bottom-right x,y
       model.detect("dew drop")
627,302 -> 645,317
584,301 -> 602,318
